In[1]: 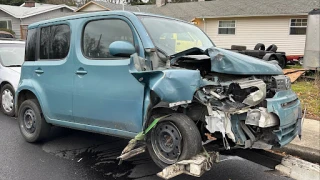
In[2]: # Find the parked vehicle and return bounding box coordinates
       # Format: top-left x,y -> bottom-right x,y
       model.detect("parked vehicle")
286,55 -> 304,65
229,43 -> 287,68
0,40 -> 24,116
16,11 -> 303,178
0,31 -> 14,39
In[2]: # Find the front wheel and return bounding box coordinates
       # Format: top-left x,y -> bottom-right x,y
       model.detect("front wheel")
18,99 -> 51,143
147,113 -> 202,168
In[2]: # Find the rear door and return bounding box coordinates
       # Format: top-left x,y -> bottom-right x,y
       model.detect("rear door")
72,16 -> 145,133
31,23 -> 73,122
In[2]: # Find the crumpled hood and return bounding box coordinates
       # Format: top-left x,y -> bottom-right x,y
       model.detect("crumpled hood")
208,47 -> 283,75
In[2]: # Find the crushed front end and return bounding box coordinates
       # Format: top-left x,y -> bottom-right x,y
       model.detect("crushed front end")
193,74 -> 302,150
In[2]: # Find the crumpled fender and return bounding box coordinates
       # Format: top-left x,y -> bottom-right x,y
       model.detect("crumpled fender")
131,69 -> 203,102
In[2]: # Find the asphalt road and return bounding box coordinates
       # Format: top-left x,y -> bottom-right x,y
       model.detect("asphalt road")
0,112 -> 292,180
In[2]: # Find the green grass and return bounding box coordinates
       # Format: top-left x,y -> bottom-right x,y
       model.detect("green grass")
285,64 -> 303,69
292,77 -> 320,119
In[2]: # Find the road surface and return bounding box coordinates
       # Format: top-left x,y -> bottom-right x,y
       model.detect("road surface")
0,112 -> 292,180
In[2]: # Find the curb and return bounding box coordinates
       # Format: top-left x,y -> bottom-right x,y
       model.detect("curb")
273,144 -> 320,164
275,155 -> 320,180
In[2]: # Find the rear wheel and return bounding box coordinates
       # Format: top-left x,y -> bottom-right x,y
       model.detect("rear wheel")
147,113 -> 202,168
18,99 -> 51,142
1,84 -> 15,116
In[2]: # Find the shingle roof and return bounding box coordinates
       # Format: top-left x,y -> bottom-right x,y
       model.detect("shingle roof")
0,4 -> 75,19
94,0 -> 320,21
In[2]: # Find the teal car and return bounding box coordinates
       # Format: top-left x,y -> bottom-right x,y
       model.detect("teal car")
16,11 -> 302,171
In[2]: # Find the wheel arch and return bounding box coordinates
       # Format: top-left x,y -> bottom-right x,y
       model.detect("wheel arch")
0,81 -> 14,90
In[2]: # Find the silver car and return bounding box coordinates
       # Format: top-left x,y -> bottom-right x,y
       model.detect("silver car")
0,40 -> 25,116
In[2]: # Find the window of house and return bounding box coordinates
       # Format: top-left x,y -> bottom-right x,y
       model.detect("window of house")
290,19 -> 307,35
40,24 -> 70,60
82,19 -> 134,59
218,20 -> 235,34
0,20 -> 12,30
25,28 -> 37,61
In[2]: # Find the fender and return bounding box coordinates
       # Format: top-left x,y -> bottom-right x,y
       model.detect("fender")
15,79 -> 49,121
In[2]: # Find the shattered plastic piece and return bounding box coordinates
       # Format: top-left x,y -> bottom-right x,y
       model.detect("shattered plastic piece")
205,111 -> 236,142
245,107 -> 279,128
169,100 -> 191,108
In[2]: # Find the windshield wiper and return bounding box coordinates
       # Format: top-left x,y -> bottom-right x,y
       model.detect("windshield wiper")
6,65 -> 21,67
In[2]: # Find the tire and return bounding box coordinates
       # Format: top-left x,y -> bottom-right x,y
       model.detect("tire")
254,43 -> 265,50
18,99 -> 51,143
266,44 -> 278,52
231,45 -> 246,51
277,56 -> 286,69
147,113 -> 202,169
0,84 -> 15,116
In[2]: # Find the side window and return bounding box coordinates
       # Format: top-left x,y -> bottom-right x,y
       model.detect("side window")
40,24 -> 70,60
25,28 -> 37,61
83,19 -> 134,59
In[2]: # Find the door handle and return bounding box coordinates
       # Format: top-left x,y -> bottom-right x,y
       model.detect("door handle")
76,68 -> 87,75
35,69 -> 44,74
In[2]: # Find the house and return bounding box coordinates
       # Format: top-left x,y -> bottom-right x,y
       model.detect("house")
75,0 -> 319,56
0,1 -> 76,39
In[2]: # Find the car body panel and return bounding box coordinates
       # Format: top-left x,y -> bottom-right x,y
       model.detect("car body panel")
209,47 -> 284,75
0,41 -> 24,90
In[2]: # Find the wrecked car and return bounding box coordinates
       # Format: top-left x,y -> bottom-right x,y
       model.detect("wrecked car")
16,11 -> 303,179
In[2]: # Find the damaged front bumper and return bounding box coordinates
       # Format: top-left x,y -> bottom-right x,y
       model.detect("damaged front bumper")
266,90 -> 303,147
230,89 -> 303,149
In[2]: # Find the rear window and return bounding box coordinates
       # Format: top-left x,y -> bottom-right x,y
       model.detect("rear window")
25,28 -> 37,61
40,24 -> 70,60
0,43 -> 25,66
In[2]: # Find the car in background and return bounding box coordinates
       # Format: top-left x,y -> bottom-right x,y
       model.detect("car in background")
0,40 -> 25,116
0,31 -> 14,39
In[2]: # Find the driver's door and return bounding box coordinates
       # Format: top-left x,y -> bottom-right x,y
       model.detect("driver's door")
72,17 -> 145,133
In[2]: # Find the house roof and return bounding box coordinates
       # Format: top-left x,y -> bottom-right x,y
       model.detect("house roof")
0,3 -> 75,19
79,0 -> 319,21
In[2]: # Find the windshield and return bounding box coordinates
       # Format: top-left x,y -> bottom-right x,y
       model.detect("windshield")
0,43 -> 25,67
139,16 -> 214,56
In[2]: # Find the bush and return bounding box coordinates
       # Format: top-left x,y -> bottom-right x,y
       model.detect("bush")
0,28 -> 15,35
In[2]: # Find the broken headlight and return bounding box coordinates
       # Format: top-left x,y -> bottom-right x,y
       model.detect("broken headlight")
272,75 -> 291,91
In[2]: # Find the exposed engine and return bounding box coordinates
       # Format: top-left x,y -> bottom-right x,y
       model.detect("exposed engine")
174,55 -> 293,150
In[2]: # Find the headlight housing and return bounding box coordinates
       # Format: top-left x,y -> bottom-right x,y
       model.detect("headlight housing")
272,75 -> 291,91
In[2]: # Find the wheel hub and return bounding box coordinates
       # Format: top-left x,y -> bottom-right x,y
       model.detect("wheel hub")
23,109 -> 36,133
152,122 -> 182,164
2,89 -> 13,113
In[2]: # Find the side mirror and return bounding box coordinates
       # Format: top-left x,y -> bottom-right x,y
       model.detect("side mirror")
109,41 -> 136,58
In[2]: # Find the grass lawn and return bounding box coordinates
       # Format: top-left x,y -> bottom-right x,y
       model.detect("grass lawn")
292,77 -> 320,120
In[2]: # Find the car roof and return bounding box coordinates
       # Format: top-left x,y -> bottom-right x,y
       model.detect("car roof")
28,10 -> 188,29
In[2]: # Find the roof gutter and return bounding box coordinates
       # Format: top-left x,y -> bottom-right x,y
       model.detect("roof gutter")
197,13 -> 308,19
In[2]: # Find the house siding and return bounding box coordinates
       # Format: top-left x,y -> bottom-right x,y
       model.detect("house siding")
201,16 -> 307,55
0,10 -> 21,38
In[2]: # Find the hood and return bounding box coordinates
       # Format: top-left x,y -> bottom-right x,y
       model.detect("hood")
7,67 -> 21,74
208,47 -> 283,75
